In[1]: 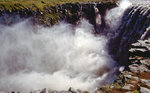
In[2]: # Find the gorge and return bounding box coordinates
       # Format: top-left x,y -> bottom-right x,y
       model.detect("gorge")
0,0 -> 149,93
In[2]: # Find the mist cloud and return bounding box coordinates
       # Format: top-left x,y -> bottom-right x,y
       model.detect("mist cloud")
0,19 -> 119,92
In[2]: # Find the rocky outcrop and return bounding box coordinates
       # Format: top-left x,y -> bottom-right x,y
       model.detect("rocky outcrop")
129,39 -> 150,58
0,2 -> 116,27
99,3 -> 150,92
0,1 -> 150,93
109,3 -> 150,65
98,39 -> 150,93
7,87 -> 87,93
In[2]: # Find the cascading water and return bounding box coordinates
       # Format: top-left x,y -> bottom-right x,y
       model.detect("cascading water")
0,19 -> 119,92
109,0 -> 150,65
0,0 -> 149,92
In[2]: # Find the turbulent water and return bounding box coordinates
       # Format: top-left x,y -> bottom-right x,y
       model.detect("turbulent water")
0,19 -> 119,92
0,0 -> 149,92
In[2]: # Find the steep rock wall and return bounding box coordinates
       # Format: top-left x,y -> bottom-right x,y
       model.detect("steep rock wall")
0,2 -> 149,66
0,1 -> 149,67
0,2 -> 116,27
109,3 -> 150,65
0,1 -> 150,93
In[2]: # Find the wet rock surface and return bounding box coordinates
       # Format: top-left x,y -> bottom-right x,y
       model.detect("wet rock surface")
0,1 -> 150,93
109,3 -> 150,65
98,39 -> 150,93
2,88 -> 87,93
0,2 -> 116,27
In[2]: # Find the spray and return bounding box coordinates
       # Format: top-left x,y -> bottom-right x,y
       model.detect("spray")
0,19 -> 119,92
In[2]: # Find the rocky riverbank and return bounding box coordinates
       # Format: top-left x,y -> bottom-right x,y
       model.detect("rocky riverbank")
6,40 -> 150,93
0,1 -> 150,93
98,39 -> 150,93
0,2 -> 116,27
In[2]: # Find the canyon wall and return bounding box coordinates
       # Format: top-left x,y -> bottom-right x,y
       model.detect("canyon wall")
0,2 -> 116,27
0,1 -> 150,93
109,3 -> 150,65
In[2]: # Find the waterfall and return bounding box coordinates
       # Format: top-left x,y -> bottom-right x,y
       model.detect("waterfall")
109,2 -> 150,65
0,19 -> 120,92
0,0 -> 149,92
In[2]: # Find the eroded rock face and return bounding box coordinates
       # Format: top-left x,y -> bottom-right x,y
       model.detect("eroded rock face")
0,2 -> 116,27
129,39 -> 150,57
98,39 -> 150,93
109,3 -> 150,65
5,88 -> 86,93
0,1 -> 150,93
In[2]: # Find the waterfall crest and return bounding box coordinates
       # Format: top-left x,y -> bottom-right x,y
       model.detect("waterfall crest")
109,3 -> 150,65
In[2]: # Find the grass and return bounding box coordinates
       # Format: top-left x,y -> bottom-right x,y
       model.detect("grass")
0,0 -> 118,10
0,0 -> 118,25
0,0 -> 118,4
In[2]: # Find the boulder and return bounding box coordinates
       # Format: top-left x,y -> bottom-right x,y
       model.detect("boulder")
122,84 -> 134,90
140,87 -> 150,93
141,79 -> 150,87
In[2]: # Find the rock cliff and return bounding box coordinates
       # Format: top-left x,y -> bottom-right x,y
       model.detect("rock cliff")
99,39 -> 150,93
0,2 -> 116,27
0,1 -> 150,93
109,3 -> 150,65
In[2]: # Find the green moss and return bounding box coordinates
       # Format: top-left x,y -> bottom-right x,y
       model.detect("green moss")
0,0 -> 118,26
112,83 -> 123,89
0,0 -> 118,11
83,91 -> 89,93
100,85 -> 111,92
48,13 -> 59,24
132,90 -> 139,93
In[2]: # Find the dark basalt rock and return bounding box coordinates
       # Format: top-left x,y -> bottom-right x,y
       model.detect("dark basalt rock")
0,1 -> 150,93
0,2 -> 117,27
109,3 -> 150,65
29,88 -> 84,93
129,40 -> 150,57
98,39 -> 150,93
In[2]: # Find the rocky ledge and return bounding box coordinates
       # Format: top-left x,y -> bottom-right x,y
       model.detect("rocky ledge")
9,87 -> 88,93
0,2 -> 116,27
7,39 -> 150,93
98,39 -> 150,93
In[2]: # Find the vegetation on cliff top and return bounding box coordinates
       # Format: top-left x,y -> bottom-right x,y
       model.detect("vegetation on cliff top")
0,0 -> 118,26
0,0 -> 118,10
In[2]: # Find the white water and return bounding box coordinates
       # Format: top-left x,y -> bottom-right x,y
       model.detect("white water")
0,0 -> 139,92
0,19 -> 119,92
105,0 -> 132,33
